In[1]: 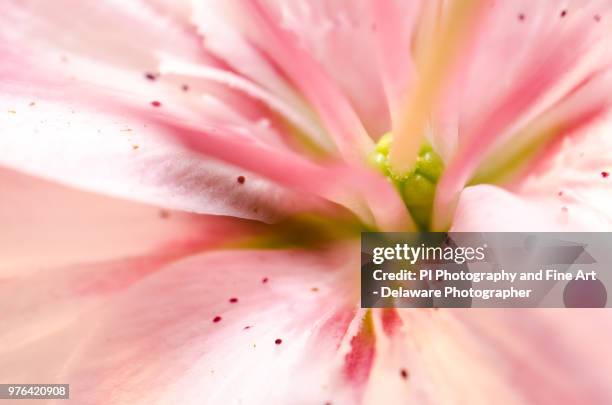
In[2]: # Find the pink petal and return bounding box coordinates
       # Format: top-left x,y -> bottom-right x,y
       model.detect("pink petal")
433,0 -> 612,228
193,0 -> 376,162
259,0 -> 392,137
472,70 -> 612,184
0,167 -> 251,275
1,0 -> 338,221
0,92 -> 320,222
451,115 -> 612,232
363,308 -> 612,404
0,245 -> 372,404
163,118 -> 412,230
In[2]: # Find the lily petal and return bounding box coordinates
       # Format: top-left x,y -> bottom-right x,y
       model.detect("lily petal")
433,0 -> 612,229
0,91 -> 321,221
0,167 -> 252,276
0,245 -> 373,405
193,0 -> 376,163
363,308 -> 612,404
1,0 -> 341,221
451,115 -> 612,232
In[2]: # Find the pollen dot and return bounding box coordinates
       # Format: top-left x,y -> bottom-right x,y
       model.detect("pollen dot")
229,297 -> 238,303
237,175 -> 246,184
400,368 -> 409,380
150,101 -> 161,107
275,338 -> 282,345
601,171 -> 609,178
213,316 -> 222,323
311,287 -> 319,292
262,277 -> 269,284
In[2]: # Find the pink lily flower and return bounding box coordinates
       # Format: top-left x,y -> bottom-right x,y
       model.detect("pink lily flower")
1,1 -> 612,404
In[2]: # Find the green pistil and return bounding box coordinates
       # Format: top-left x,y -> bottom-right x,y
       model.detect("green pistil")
370,133 -> 444,230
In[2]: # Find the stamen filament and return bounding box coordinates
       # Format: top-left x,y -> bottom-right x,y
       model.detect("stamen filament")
388,0 -> 483,176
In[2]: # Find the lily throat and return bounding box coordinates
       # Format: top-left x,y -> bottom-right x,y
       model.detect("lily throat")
369,133 -> 444,230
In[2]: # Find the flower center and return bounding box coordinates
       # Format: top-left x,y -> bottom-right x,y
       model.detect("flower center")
369,133 -> 444,230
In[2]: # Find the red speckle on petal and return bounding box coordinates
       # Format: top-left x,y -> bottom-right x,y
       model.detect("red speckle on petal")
151,101 -> 161,107
262,277 -> 269,284
400,368 -> 409,380
560,9 -> 567,18
145,72 -> 157,81
229,297 -> 238,303
594,14 -> 601,22
601,171 -> 609,178
275,338 -> 283,345
213,316 -> 222,323
518,13 -> 525,21
558,191 -> 564,197
181,84 -> 190,92
244,326 -> 251,330
237,176 -> 246,184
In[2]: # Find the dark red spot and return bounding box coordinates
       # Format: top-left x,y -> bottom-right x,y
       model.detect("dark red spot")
181,84 -> 190,92
558,191 -> 564,197
244,325 -> 251,330
150,101 -> 161,107
229,297 -> 238,303
594,14 -> 601,22
560,9 -> 567,18
159,209 -> 170,219
145,72 -> 157,81
311,287 -> 319,292
262,277 -> 269,283
213,316 -> 222,323
518,13 -> 525,21
275,338 -> 282,345
237,176 -> 245,184
400,368 -> 409,380
601,171 -> 609,178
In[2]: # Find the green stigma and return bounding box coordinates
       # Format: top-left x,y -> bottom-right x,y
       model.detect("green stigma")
369,132 -> 444,230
